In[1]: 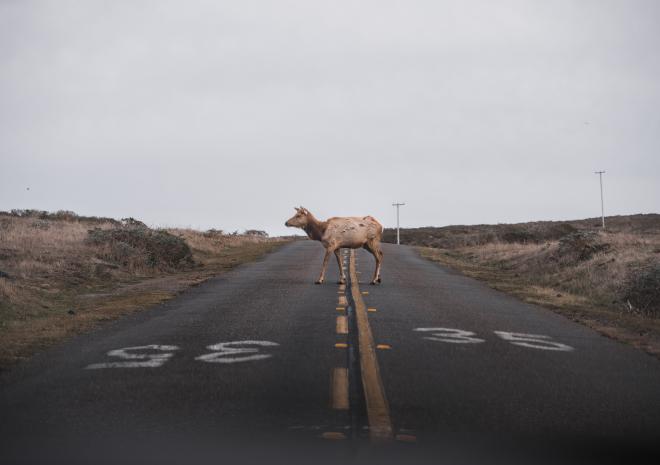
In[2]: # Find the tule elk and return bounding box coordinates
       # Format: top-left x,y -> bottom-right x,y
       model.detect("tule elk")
285,207 -> 383,285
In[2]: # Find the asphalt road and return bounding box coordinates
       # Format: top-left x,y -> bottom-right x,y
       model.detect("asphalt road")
2,241 -> 660,464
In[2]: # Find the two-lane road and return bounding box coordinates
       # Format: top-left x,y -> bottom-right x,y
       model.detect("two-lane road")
2,241 -> 660,463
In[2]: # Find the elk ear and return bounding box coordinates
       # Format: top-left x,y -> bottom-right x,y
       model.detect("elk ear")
294,207 -> 300,211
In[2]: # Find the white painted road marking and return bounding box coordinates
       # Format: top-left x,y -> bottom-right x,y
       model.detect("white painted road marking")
494,331 -> 574,351
85,345 -> 180,369
196,340 -> 279,363
86,340 -> 280,369
414,327 -> 485,344
414,328 -> 575,351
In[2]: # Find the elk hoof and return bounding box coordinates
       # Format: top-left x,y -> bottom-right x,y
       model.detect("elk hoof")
337,279 -> 346,285
315,279 -> 324,285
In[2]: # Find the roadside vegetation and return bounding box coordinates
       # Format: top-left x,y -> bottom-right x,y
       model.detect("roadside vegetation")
383,214 -> 660,356
0,210 -> 290,370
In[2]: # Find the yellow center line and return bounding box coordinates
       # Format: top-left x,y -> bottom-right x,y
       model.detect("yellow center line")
331,367 -> 349,410
349,250 -> 393,442
336,315 -> 348,334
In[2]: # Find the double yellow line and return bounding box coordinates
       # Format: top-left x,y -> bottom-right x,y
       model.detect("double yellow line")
348,250 -> 393,442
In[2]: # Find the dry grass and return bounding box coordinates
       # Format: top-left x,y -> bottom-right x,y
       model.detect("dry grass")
167,228 -> 272,265
0,212 -> 290,370
445,231 -> 660,308
415,222 -> 660,357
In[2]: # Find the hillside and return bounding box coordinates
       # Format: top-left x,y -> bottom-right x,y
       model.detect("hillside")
383,214 -> 660,248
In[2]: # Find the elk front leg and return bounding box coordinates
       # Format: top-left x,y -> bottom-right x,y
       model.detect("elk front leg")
316,248 -> 332,284
334,248 -> 346,284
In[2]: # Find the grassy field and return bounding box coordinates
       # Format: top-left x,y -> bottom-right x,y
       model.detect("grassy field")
0,210 -> 291,370
384,214 -> 660,356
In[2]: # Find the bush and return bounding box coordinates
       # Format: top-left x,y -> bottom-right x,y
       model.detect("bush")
203,229 -> 224,238
120,217 -> 148,229
532,223 -> 578,242
87,227 -> 193,270
623,264 -> 660,318
2,209 -> 120,226
245,230 -> 268,237
498,225 -> 535,244
30,220 -> 50,230
557,231 -> 610,261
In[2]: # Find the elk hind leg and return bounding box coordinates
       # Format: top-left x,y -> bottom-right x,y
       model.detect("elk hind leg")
334,248 -> 346,284
364,241 -> 383,285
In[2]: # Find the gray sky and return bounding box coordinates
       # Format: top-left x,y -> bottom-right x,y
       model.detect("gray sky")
1,0 -> 659,236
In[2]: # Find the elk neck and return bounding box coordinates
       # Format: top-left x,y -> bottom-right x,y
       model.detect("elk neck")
303,213 -> 327,241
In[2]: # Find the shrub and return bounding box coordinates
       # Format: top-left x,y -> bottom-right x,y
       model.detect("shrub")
245,230 -> 268,237
120,217 -> 148,229
2,209 -> 120,226
203,229 -> 224,238
524,223 -> 577,242
623,264 -> 660,318
498,225 -> 535,244
86,227 -> 193,270
30,220 -> 50,230
557,231 -> 610,261
51,210 -> 78,221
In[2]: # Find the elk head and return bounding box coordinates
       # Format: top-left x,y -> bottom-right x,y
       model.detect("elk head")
285,207 -> 310,228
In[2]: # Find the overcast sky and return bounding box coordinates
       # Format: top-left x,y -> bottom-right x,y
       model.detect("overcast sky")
1,0 -> 658,236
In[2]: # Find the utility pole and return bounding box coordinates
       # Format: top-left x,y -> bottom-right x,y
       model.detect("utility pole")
595,171 -> 606,229
392,202 -> 405,245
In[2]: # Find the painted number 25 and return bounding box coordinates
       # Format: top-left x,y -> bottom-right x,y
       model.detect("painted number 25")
195,340 -> 280,364
85,340 -> 279,369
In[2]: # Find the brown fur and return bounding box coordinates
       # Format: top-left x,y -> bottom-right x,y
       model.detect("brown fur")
285,207 -> 383,284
